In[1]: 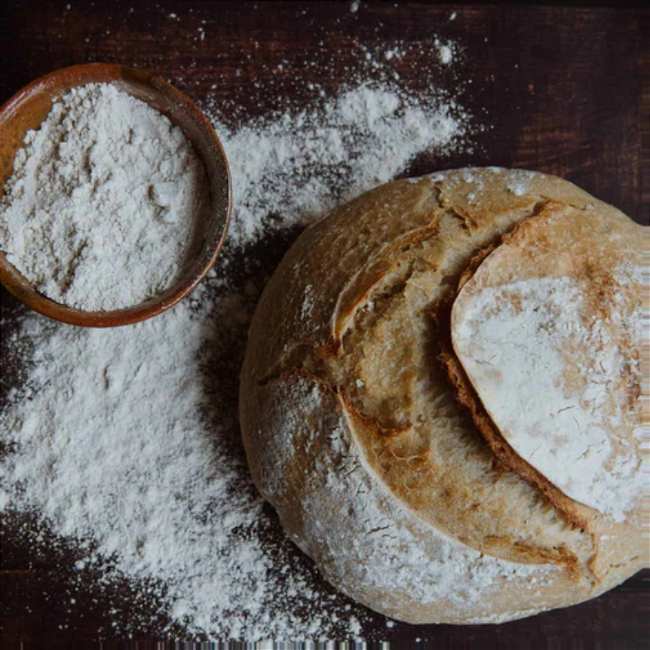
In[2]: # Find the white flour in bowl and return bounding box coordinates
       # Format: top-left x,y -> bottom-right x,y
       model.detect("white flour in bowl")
0,62 -> 473,638
0,82 -> 210,311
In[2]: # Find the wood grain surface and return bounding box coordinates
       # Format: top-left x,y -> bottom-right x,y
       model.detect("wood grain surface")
1,1 -> 647,647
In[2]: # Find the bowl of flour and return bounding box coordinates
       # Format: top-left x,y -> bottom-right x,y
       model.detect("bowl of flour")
0,63 -> 231,327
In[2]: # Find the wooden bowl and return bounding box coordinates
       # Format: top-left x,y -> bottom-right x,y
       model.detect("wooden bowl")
0,63 -> 231,327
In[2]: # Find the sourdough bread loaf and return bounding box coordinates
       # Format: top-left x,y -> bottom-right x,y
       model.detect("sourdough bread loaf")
239,168 -> 646,624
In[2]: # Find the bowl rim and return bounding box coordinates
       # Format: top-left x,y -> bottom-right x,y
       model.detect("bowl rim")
0,62 -> 232,328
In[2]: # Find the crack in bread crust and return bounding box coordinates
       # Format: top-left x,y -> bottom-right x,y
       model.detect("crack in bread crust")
448,200 -> 644,517
257,202 -> 597,572
240,169 -> 646,624
439,198 -> 644,581
435,203 -> 596,532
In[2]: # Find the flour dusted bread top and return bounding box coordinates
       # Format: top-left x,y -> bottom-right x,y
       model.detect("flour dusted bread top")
450,204 -> 644,523
239,168 -> 646,625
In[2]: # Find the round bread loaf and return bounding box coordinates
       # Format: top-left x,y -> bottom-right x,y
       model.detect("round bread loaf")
239,168 -> 646,624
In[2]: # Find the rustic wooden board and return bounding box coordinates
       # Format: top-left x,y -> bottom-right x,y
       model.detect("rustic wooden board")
1,0 -> 647,646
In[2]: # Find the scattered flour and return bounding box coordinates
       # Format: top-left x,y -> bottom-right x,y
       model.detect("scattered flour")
0,83 -> 209,311
301,284 -> 315,321
505,170 -> 536,196
214,84 -> 468,247
435,38 -> 455,65
507,181 -> 527,196
1,290 -> 360,638
1,44 -> 473,640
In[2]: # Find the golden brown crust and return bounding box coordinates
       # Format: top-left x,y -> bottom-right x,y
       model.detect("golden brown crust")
239,167 -> 645,625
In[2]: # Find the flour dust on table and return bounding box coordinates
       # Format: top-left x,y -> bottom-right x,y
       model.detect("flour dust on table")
214,83 -> 468,248
0,53 -> 474,638
0,83 -> 209,312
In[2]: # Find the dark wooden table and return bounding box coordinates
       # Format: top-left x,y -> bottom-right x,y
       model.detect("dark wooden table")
1,1 -> 647,647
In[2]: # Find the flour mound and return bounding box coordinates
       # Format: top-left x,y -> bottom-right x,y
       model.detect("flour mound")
0,83 -> 209,312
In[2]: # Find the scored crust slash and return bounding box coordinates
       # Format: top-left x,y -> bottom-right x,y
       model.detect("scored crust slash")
239,167 -> 645,624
